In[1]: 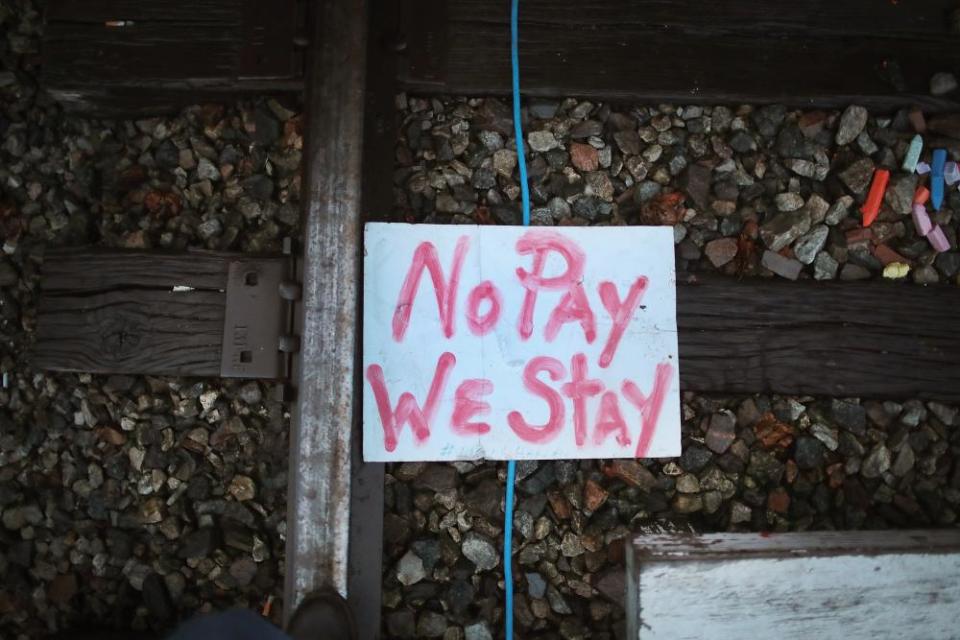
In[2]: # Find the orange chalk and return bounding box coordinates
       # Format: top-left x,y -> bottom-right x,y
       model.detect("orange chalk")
860,168 -> 890,227
913,185 -> 930,205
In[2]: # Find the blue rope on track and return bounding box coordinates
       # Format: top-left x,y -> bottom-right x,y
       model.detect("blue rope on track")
505,0 -> 529,638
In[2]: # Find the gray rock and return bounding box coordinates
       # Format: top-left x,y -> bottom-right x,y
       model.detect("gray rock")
803,194 -> 831,225
884,174 -> 917,215
492,149 -> 517,177
462,533 -> 498,570
810,423 -> 839,451
729,131 -> 757,153
761,250 -> 803,280
839,263 -> 871,281
832,399 -> 867,434
528,130 -> 559,152
813,251 -> 839,280
913,265 -> 940,284
416,611 -> 448,638
397,550 -> 426,586
774,192 -> 805,212
825,195 -> 854,225
197,158 -> 220,181
891,445 -> 915,476
794,436 -> 825,470
785,158 -> 816,178
705,410 -> 736,454
862,444 -> 891,479
560,532 -> 584,557
836,105 -> 868,146
464,623 -> 493,640
794,225 -> 829,264
761,210 -> 811,251
930,72 -> 959,96
526,572 -> 547,599
927,402 -> 957,426
839,158 -> 876,195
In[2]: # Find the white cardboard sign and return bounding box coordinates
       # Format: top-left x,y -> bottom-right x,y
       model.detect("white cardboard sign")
362,223 -> 680,462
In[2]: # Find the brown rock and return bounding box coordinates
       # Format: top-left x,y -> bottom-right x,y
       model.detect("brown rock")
547,490 -> 572,520
639,192 -> 686,226
767,487 -> 791,514
96,427 -> 127,446
754,412 -> 794,450
47,573 -> 78,605
704,238 -> 738,268
603,460 -> 657,491
569,142 -> 599,172
873,243 -> 909,266
583,479 -> 609,512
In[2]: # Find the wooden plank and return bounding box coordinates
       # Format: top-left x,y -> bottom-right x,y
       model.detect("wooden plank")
33,289 -> 224,376
42,0 -> 302,115
283,0 -> 367,622
676,275 -> 960,402
400,0 -> 960,110
41,248 -> 232,293
628,530 -> 960,640
32,248 -> 286,378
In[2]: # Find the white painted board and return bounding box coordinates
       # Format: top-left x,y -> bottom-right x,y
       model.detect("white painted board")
629,531 -> 960,640
362,223 -> 680,462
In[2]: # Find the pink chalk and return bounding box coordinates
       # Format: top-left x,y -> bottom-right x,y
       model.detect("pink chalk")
912,203 -> 933,237
927,225 -> 951,253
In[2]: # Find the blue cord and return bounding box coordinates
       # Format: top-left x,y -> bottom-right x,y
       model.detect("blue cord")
504,459 -> 517,639
505,1 -> 528,638
511,0 -> 531,226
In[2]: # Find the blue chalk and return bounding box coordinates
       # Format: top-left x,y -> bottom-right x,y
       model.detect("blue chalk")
902,135 -> 923,173
932,149 -> 947,211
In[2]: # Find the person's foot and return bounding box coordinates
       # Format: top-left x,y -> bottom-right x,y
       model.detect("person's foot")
286,589 -> 357,640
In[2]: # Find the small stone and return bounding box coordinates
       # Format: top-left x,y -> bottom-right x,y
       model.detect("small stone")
730,501 -> 752,523
928,402 -> 958,426
569,142 -> 598,172
585,171 -> 614,201
604,460 -> 657,491
839,263 -> 871,280
930,72 -> 959,96
464,623 -> 493,640
705,410 -> 736,454
836,105 -> 868,146
884,174 -> 917,216
417,612 -> 448,638
704,237 -> 738,267
196,158 -> 220,181
825,195 -> 854,226
676,474 -> 700,493
785,158 -> 816,178
47,573 -> 78,605
492,149 -> 517,177
526,573 -> 547,599
794,436 -> 825,470
462,533 -> 498,571
583,479 -> 609,512
832,399 -> 867,434
761,250 -> 803,280
862,444 -> 891,479
228,557 -> 258,587
681,164 -> 712,210
803,194 -> 831,225
673,494 -> 703,513
767,487 -> 791,514
813,251 -> 839,280
761,210 -> 811,251
810,423 -> 839,451
228,475 -> 256,501
397,550 -> 426,586
774,192 -> 805,212
891,445 -> 915,476
528,131 -> 559,152
793,225 -> 829,264
560,532 -> 585,557
839,158 -> 876,195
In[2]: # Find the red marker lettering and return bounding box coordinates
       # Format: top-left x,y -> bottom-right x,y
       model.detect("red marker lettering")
508,356 -> 566,444
465,280 -> 502,336
561,353 -> 604,446
622,361 -> 675,457
544,283 -> 596,344
515,230 -> 585,340
392,237 -> 470,341
593,391 -> 631,447
451,379 -> 493,436
597,277 -> 649,368
366,352 -> 457,452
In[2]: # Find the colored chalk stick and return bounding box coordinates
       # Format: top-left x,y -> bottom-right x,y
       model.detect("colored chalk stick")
931,149 -> 947,211
916,161 -> 931,175
927,225 -> 951,252
860,168 -> 890,227
946,161 -> 960,186
902,134 -> 923,173
912,203 -> 933,237
913,185 -> 930,205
